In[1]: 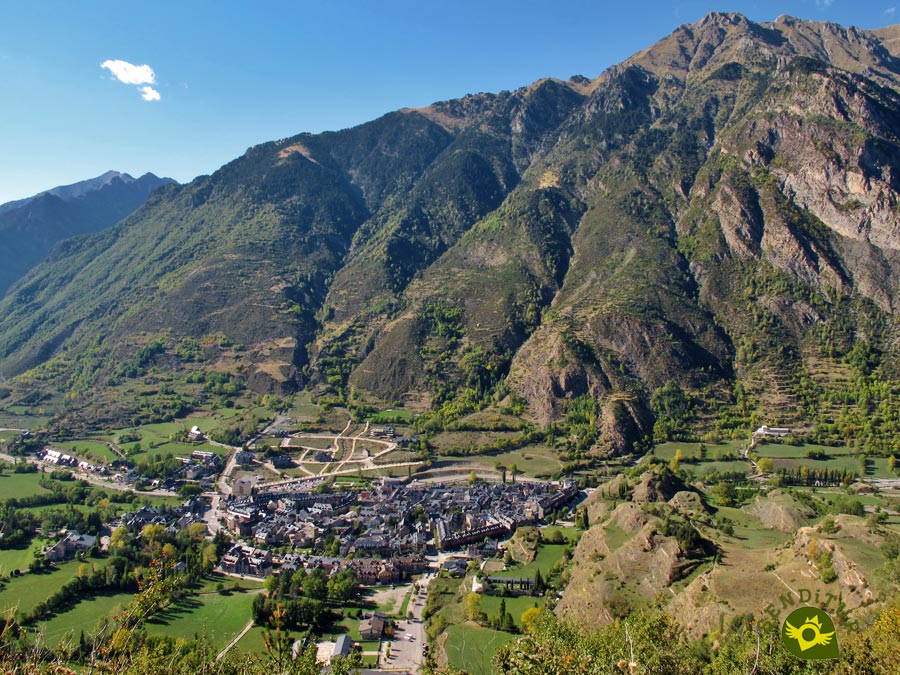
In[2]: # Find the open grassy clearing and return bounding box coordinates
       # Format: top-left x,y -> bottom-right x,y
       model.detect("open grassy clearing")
144,589 -> 259,650
372,450 -> 418,465
754,443 -> 854,458
478,594 -> 542,629
367,408 -> 418,423
322,613 -> 380,652
0,560 -> 102,615
193,573 -> 265,594
235,625 -> 270,655
429,430 -> 521,455
0,411 -> 53,428
51,440 -> 119,462
467,445 -> 561,478
356,465 -> 416,479
0,539 -> 53,573
36,592 -> 133,647
132,440 -> 226,459
601,523 -> 634,550
492,544 -> 569,580
0,471 -> 51,499
719,507 -> 793,548
285,391 -> 321,421
653,441 -> 745,460
443,622 -> 515,674
771,456 -> 860,473
540,526 -> 583,544
287,436 -> 335,450
687,461 -> 753,477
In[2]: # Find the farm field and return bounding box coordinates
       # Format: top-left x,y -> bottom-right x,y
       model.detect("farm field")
36,592 -> 133,647
52,440 -> 119,462
0,538 -> 52,574
478,594 -> 542,630
0,470 -> 50,500
653,440 -> 745,460
491,544 -> 569,580
467,445 -> 561,478
443,622 -> 515,674
142,441 -> 226,458
144,590 -> 260,650
0,560 -> 101,616
429,430 -> 521,455
235,624 -> 268,655
540,525 -> 583,544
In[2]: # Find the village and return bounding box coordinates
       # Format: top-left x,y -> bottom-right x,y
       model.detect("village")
217,477 -> 580,580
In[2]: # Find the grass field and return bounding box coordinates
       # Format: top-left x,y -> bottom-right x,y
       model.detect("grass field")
770,456 -> 860,474
235,625 -> 268,655
0,538 -> 52,574
467,445 -> 562,478
478,595 -> 542,629
0,411 -> 53,428
443,622 -> 515,674
0,560 -> 100,616
287,436 -> 335,450
689,461 -> 754,477
367,409 -> 418,423
36,592 -> 133,647
716,506 -> 793,548
654,441 -> 745,460
52,440 -> 119,462
0,470 -> 50,500
429,431 -> 521,455
193,573 -> 266,594
540,525 -> 583,544
754,443 -> 854,458
144,590 -> 259,650
492,544 -> 569,580
142,441 -> 226,458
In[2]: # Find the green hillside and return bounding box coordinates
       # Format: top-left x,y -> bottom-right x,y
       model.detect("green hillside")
2,13 -> 900,458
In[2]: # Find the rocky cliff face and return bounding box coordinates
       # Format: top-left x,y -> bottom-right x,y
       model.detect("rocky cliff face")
2,13 -> 900,450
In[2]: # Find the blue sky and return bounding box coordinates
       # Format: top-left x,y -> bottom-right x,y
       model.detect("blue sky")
0,0 -> 896,203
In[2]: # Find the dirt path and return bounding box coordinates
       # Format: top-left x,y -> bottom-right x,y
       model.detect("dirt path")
216,619 -> 254,660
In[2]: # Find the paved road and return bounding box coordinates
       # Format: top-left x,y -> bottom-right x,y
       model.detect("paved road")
383,573 -> 435,674
1,450 -> 178,497
202,448 -> 241,535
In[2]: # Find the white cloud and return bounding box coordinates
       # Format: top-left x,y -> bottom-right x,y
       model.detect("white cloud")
886,6 -> 897,16
815,0 -> 834,6
101,59 -> 155,85
101,59 -> 161,101
140,86 -> 161,102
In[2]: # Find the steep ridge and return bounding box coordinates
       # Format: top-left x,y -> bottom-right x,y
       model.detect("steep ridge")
0,172 -> 175,295
2,13 -> 900,451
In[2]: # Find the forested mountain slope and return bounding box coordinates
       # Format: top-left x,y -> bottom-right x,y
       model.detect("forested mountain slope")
0,171 -> 175,295
2,13 -> 900,452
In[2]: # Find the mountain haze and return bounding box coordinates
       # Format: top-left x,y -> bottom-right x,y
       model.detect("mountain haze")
0,171 -> 176,295
2,13 -> 900,451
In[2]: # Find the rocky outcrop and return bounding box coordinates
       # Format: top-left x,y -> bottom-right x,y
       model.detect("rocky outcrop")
632,469 -> 691,503
746,490 -> 814,532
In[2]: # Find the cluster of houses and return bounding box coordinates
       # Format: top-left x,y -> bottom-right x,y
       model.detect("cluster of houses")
165,450 -> 222,485
426,480 -> 579,549
220,547 -> 430,586
216,477 -> 580,580
116,499 -> 208,536
40,448 -> 109,476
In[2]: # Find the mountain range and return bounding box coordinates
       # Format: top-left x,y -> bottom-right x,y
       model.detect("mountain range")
2,13 -> 900,451
0,171 -> 175,295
